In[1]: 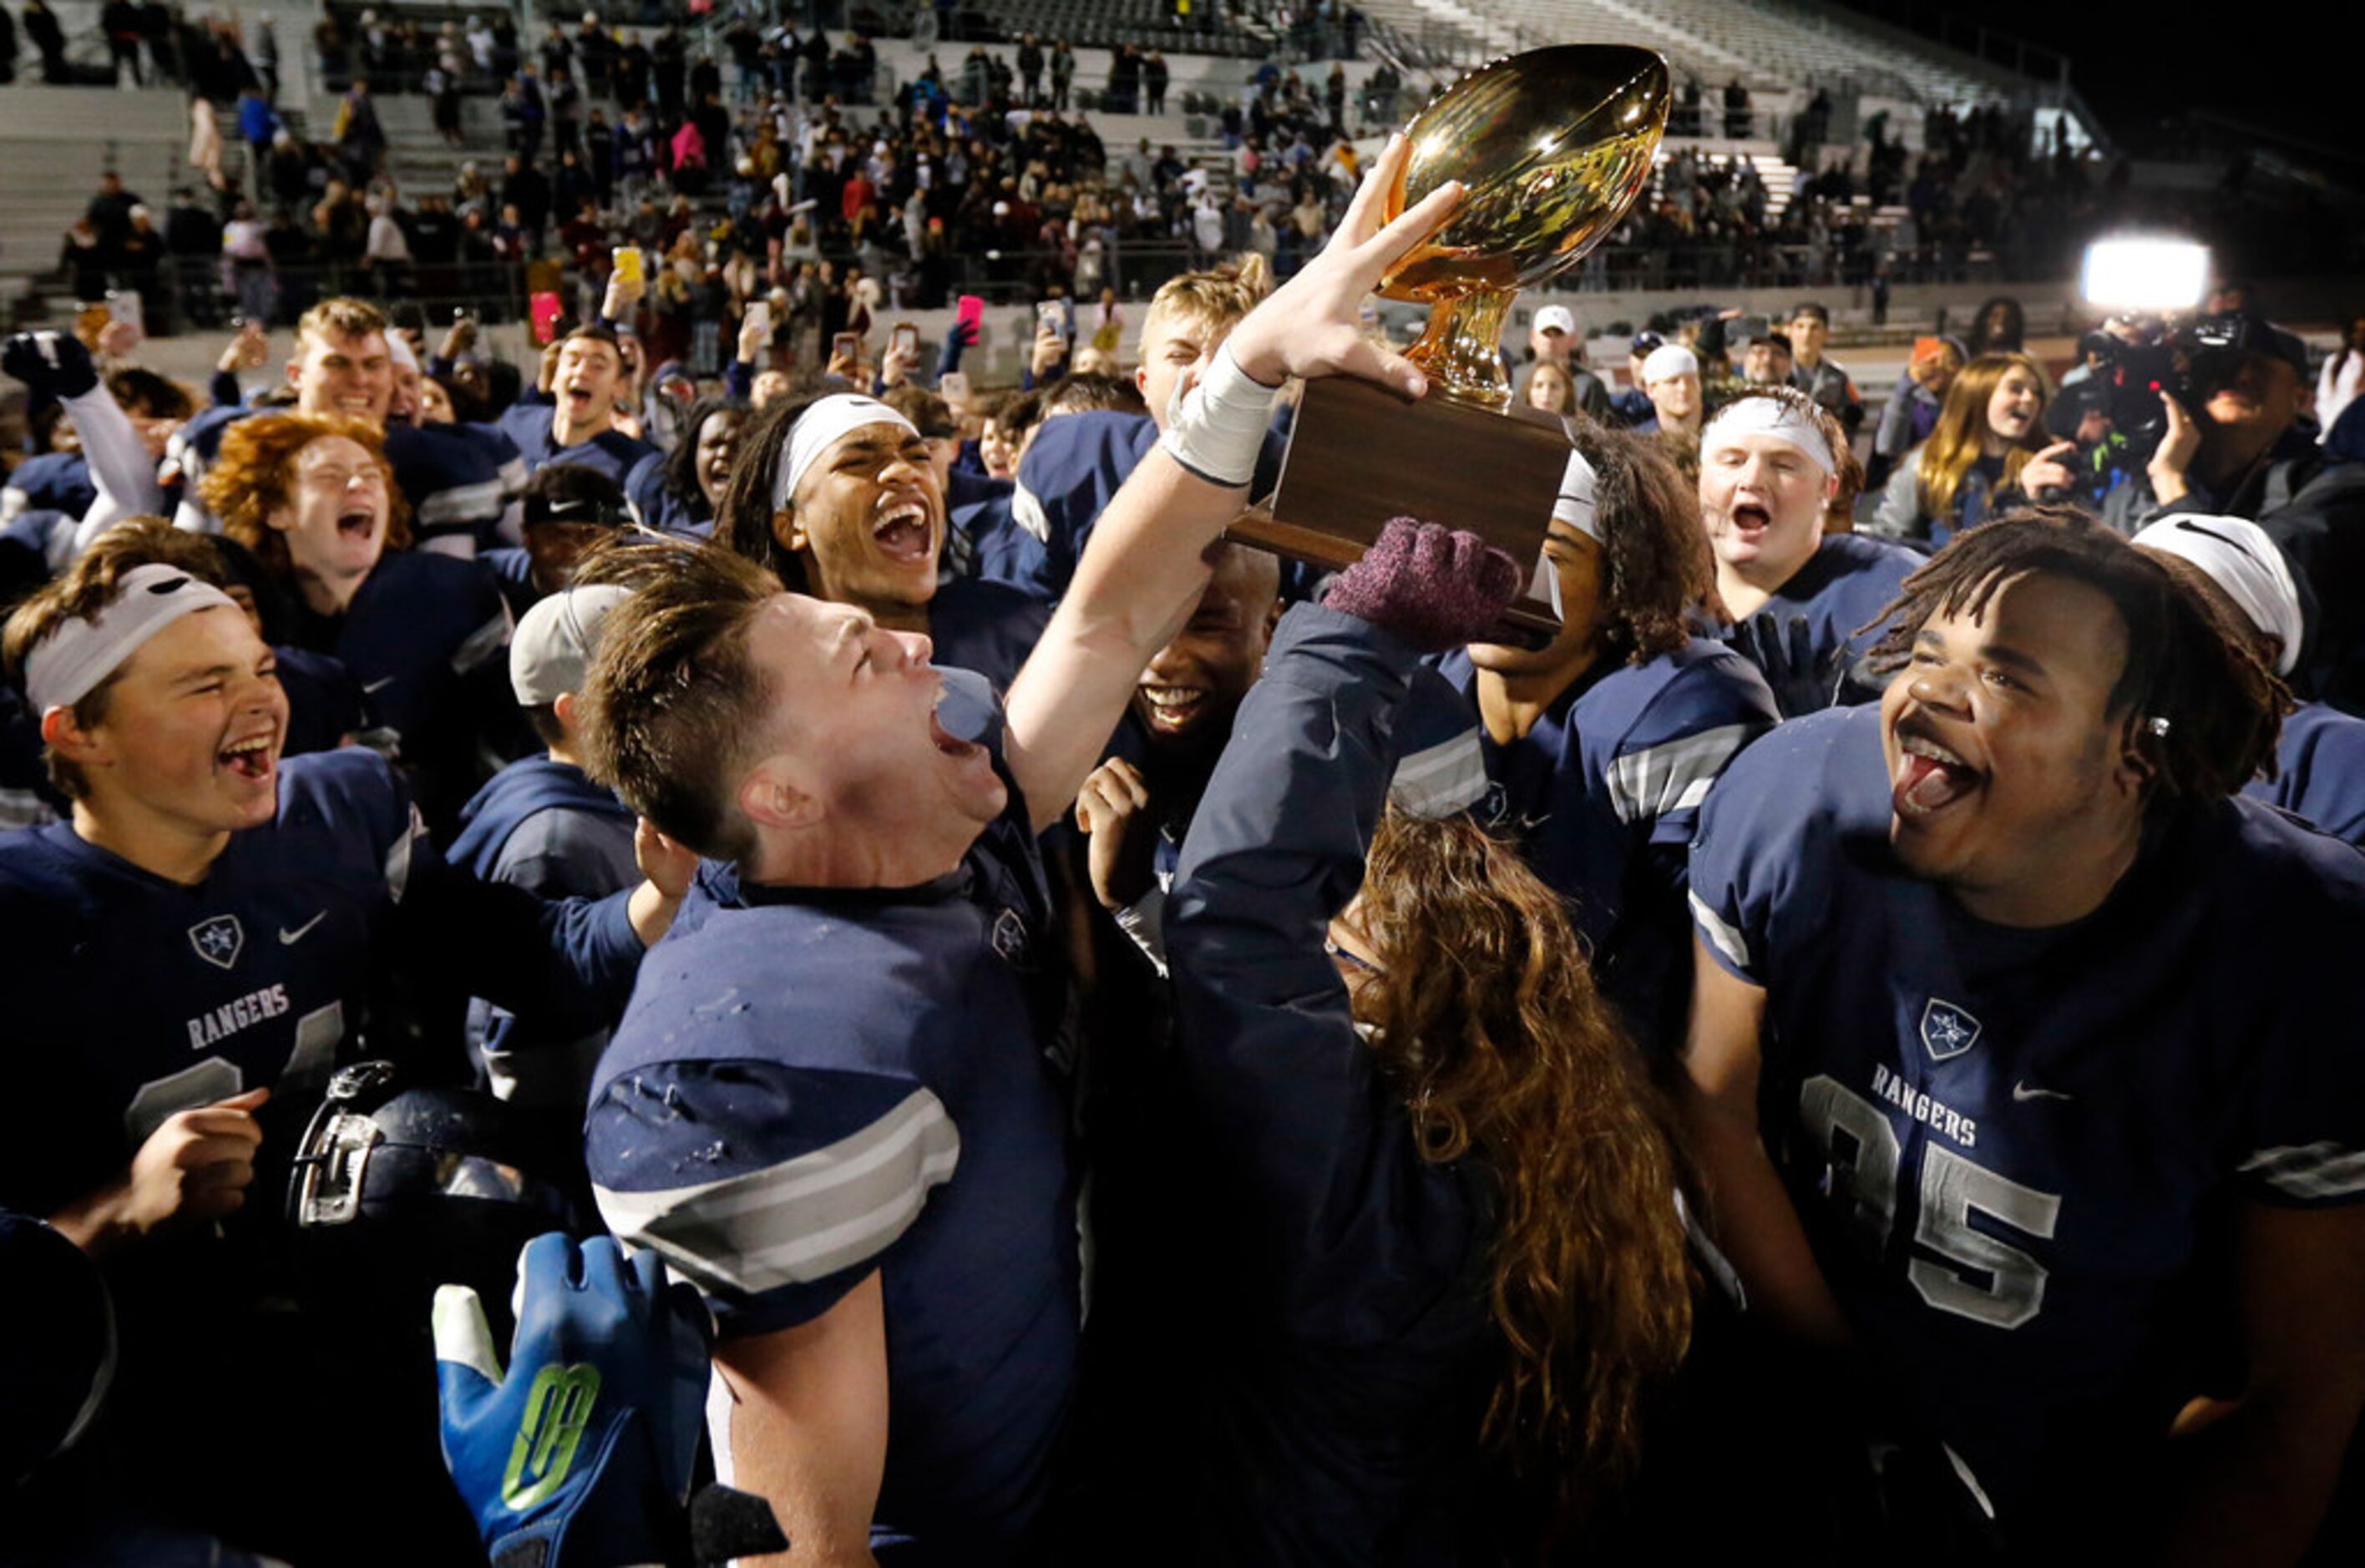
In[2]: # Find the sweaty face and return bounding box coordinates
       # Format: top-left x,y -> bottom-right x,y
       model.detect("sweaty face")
75,607 -> 289,835
778,422 -> 943,614
1880,571 -> 2138,918
1699,427 -> 1831,586
555,338 -> 624,429
291,329 -> 393,423
1135,309 -> 1222,433
1466,524 -> 1608,680
1648,371 -> 1700,424
744,593 -> 1005,838
1132,551 -> 1279,754
270,435 -> 392,585
694,408 -> 744,509
1985,366 -> 2045,445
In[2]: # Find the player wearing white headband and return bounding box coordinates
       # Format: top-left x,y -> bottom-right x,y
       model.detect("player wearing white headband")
2133,511 -> 2365,844
717,387 -> 1051,693
1699,385 -> 1919,716
0,537 -> 689,1562
1436,421 -> 1777,1050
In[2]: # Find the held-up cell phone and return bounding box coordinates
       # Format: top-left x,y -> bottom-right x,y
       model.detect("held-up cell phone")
831,331 -> 859,364
611,245 -> 645,286
956,293 -> 985,336
744,299 -> 772,340
939,371 -> 971,403
529,291 -> 564,346
104,289 -> 144,334
891,322 -> 920,359
1036,298 -> 1071,341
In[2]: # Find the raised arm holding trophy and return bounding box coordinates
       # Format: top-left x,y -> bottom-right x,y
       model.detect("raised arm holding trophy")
1235,45 -> 1672,639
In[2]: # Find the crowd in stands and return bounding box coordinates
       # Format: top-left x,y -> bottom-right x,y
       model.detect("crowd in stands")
4,37 -> 2365,1568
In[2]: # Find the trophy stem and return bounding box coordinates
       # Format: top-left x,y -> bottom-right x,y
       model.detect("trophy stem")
1406,290 -> 1516,412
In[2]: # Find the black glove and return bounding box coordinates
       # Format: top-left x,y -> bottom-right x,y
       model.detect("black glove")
2,331 -> 99,402
1734,611 -> 1842,717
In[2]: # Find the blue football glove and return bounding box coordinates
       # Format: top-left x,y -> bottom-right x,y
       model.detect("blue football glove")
2,331 -> 100,402
434,1233 -> 711,1568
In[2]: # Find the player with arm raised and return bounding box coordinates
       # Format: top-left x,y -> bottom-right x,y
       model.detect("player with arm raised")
578,134 -> 1463,1565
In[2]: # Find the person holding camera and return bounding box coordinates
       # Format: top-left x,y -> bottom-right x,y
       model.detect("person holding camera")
2100,315 -> 2365,710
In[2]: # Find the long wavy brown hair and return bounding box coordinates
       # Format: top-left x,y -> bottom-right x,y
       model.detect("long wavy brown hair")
1352,806 -> 1694,1507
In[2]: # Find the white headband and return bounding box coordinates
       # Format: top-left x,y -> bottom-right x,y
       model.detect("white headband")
1640,343 -> 1698,384
771,394 -> 919,513
2132,513 -> 2305,676
386,333 -> 418,372
24,564 -> 240,714
1552,447 -> 1603,547
1703,396 -> 1836,475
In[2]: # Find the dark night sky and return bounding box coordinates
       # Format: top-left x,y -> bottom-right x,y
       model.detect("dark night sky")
1836,0 -> 2352,161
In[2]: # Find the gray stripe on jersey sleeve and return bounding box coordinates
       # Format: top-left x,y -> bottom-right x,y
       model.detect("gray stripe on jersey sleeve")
1605,722 -> 1758,827
595,1086 -> 961,1298
1688,889 -> 1754,976
449,608 -> 513,674
2238,1141 -> 2365,1201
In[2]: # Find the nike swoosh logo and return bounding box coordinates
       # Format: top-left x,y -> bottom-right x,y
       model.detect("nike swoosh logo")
2011,1081 -> 2074,1103
279,912 -> 327,944
362,677 -> 396,694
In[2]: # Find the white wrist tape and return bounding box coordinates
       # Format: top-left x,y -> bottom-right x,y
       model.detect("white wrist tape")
1159,341 -> 1278,489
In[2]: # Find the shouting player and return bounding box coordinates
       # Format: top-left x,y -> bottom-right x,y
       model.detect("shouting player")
1680,509 -> 2365,1559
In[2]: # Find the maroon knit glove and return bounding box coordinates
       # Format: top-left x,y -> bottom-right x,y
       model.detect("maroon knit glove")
1324,518 -> 1525,653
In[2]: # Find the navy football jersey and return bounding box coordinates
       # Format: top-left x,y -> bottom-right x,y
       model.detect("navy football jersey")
3,451 -> 96,529
1719,532 -> 1919,712
384,420 -> 525,552
929,577 -> 1050,696
1688,703 -> 2365,1533
2249,700 -> 2365,847
1436,638 -> 1778,1048
0,748 -> 642,1220
494,402 -> 665,506
286,549 -> 513,828
587,731 -> 1080,1563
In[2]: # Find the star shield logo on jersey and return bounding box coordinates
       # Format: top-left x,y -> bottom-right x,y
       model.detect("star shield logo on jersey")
189,914 -> 245,970
991,907 -> 1034,969
1920,998 -> 1982,1062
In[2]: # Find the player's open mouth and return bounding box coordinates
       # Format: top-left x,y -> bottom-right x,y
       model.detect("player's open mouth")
928,706 -> 980,760
335,395 -> 375,416
1729,502 -> 1771,534
220,731 -> 278,781
1139,684 -> 1208,731
873,498 -> 933,564
336,505 -> 377,539
1893,731 -> 1983,818
564,386 -> 595,412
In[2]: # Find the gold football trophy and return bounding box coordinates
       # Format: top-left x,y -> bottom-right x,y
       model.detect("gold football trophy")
1237,45 -> 1671,635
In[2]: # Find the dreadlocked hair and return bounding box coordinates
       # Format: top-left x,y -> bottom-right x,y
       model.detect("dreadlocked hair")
1866,506 -> 2288,804
1353,806 -> 1694,1509
1567,414 -> 1724,657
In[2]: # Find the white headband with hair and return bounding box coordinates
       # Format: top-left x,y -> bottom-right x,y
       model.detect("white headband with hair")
771,394 -> 919,513
23,564 -> 239,714
2132,513 -> 2305,676
1704,394 -> 1836,475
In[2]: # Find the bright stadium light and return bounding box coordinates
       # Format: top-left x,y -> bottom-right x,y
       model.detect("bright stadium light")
2080,239 -> 2211,313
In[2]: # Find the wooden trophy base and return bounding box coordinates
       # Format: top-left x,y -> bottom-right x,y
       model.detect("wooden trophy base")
1227,376 -> 1571,644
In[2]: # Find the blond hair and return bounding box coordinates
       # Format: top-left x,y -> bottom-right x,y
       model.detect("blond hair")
1137,255 -> 1271,354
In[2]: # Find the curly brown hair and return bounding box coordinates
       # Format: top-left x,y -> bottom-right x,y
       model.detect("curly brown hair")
1866,506 -> 2288,805
1569,414 -> 1724,660
199,412 -> 411,576
1353,807 -> 1694,1507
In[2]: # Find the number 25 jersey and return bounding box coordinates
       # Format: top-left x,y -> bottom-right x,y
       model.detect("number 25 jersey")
1688,704 -> 2365,1529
